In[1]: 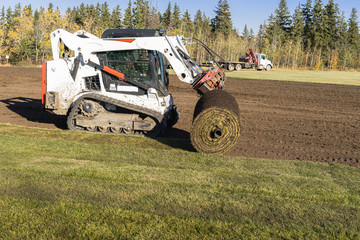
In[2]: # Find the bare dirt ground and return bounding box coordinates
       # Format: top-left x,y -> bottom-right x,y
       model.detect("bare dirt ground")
1,66 -> 359,166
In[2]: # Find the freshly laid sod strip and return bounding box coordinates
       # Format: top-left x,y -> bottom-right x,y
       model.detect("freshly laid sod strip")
226,69 -> 360,86
0,124 -> 359,239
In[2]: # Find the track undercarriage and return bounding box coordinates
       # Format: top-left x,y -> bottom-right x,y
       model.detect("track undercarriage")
66,93 -> 174,137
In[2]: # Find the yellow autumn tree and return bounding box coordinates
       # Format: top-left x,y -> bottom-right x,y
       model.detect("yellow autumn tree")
36,5 -> 66,62
6,5 -> 34,64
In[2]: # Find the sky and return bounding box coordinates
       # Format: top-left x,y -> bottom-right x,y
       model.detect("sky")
2,0 -> 359,34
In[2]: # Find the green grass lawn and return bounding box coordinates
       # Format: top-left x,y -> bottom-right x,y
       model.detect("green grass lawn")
0,124 -> 359,239
226,69 -> 360,86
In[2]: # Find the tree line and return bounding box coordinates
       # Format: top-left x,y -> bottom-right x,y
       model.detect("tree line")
0,0 -> 359,70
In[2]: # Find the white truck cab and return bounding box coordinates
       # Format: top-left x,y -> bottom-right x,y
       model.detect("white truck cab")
256,53 -> 273,71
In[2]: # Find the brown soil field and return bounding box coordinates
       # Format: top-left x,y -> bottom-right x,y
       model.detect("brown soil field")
1,66 -> 359,166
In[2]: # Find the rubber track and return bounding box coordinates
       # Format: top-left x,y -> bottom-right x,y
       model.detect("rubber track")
67,93 -> 164,137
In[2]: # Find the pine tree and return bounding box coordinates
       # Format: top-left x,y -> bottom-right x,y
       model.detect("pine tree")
100,2 -> 111,29
172,3 -> 181,32
110,5 -> 122,28
348,8 -> 360,68
194,10 -> 203,38
291,3 -> 304,41
302,0 -> 312,49
181,10 -> 193,35
324,0 -> 338,50
275,0 -> 292,34
74,3 -> 86,26
336,11 -> 348,69
311,0 -> 325,50
266,13 -> 283,44
242,24 -> 249,39
257,23 -> 266,50
161,2 -> 172,30
249,28 -> 254,39
14,3 -> 22,17
211,0 -> 233,38
123,0 -> 134,28
348,8 -> 360,47
133,0 -> 148,29
309,0 -> 327,68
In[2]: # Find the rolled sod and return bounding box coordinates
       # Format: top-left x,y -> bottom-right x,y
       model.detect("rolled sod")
190,90 -> 240,154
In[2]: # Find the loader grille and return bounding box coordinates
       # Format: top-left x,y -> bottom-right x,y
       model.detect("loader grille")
85,75 -> 101,91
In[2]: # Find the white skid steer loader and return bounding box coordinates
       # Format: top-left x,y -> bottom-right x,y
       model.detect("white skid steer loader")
42,28 -> 239,153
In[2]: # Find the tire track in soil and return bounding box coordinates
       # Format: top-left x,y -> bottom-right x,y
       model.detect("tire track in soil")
1,66 -> 359,166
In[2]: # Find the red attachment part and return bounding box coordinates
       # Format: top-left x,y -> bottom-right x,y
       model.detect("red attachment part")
249,49 -> 259,67
245,52 -> 252,63
41,62 -> 47,107
193,67 -> 224,94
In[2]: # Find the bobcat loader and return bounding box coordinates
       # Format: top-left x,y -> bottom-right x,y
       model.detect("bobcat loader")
42,29 -> 239,153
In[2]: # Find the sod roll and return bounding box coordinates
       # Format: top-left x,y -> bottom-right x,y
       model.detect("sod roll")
190,90 -> 240,154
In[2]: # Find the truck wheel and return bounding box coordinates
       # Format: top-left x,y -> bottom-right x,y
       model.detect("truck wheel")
227,64 -> 235,71
235,64 -> 242,71
265,65 -> 272,71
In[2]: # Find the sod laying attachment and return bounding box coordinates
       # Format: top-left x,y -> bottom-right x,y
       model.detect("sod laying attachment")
190,90 -> 240,154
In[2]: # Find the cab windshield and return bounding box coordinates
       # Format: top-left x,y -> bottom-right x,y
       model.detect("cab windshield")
106,49 -> 152,83
100,49 -> 169,95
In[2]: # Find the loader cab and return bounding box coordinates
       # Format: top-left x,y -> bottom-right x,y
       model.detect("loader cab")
98,29 -> 169,96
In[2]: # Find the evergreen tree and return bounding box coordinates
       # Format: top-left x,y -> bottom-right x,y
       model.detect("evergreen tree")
242,24 -> 249,39
337,11 -> 348,45
0,7 -> 5,27
74,3 -> 86,26
161,2 -> 172,30
347,8 -> 360,68
266,13 -> 283,45
172,3 -> 181,31
14,3 -> 22,17
291,3 -> 304,41
257,23 -> 266,49
47,3 -> 53,13
336,11 -> 348,69
123,0 -> 134,28
275,0 -> 291,33
249,28 -> 254,39
133,0 -> 149,29
194,10 -> 203,37
211,0 -> 232,38
181,10 -> 193,35
110,5 -> 122,28
311,0 -> 325,50
5,7 -> 13,35
324,0 -> 338,50
100,2 -> 111,29
348,8 -> 360,47
302,0 -> 312,49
